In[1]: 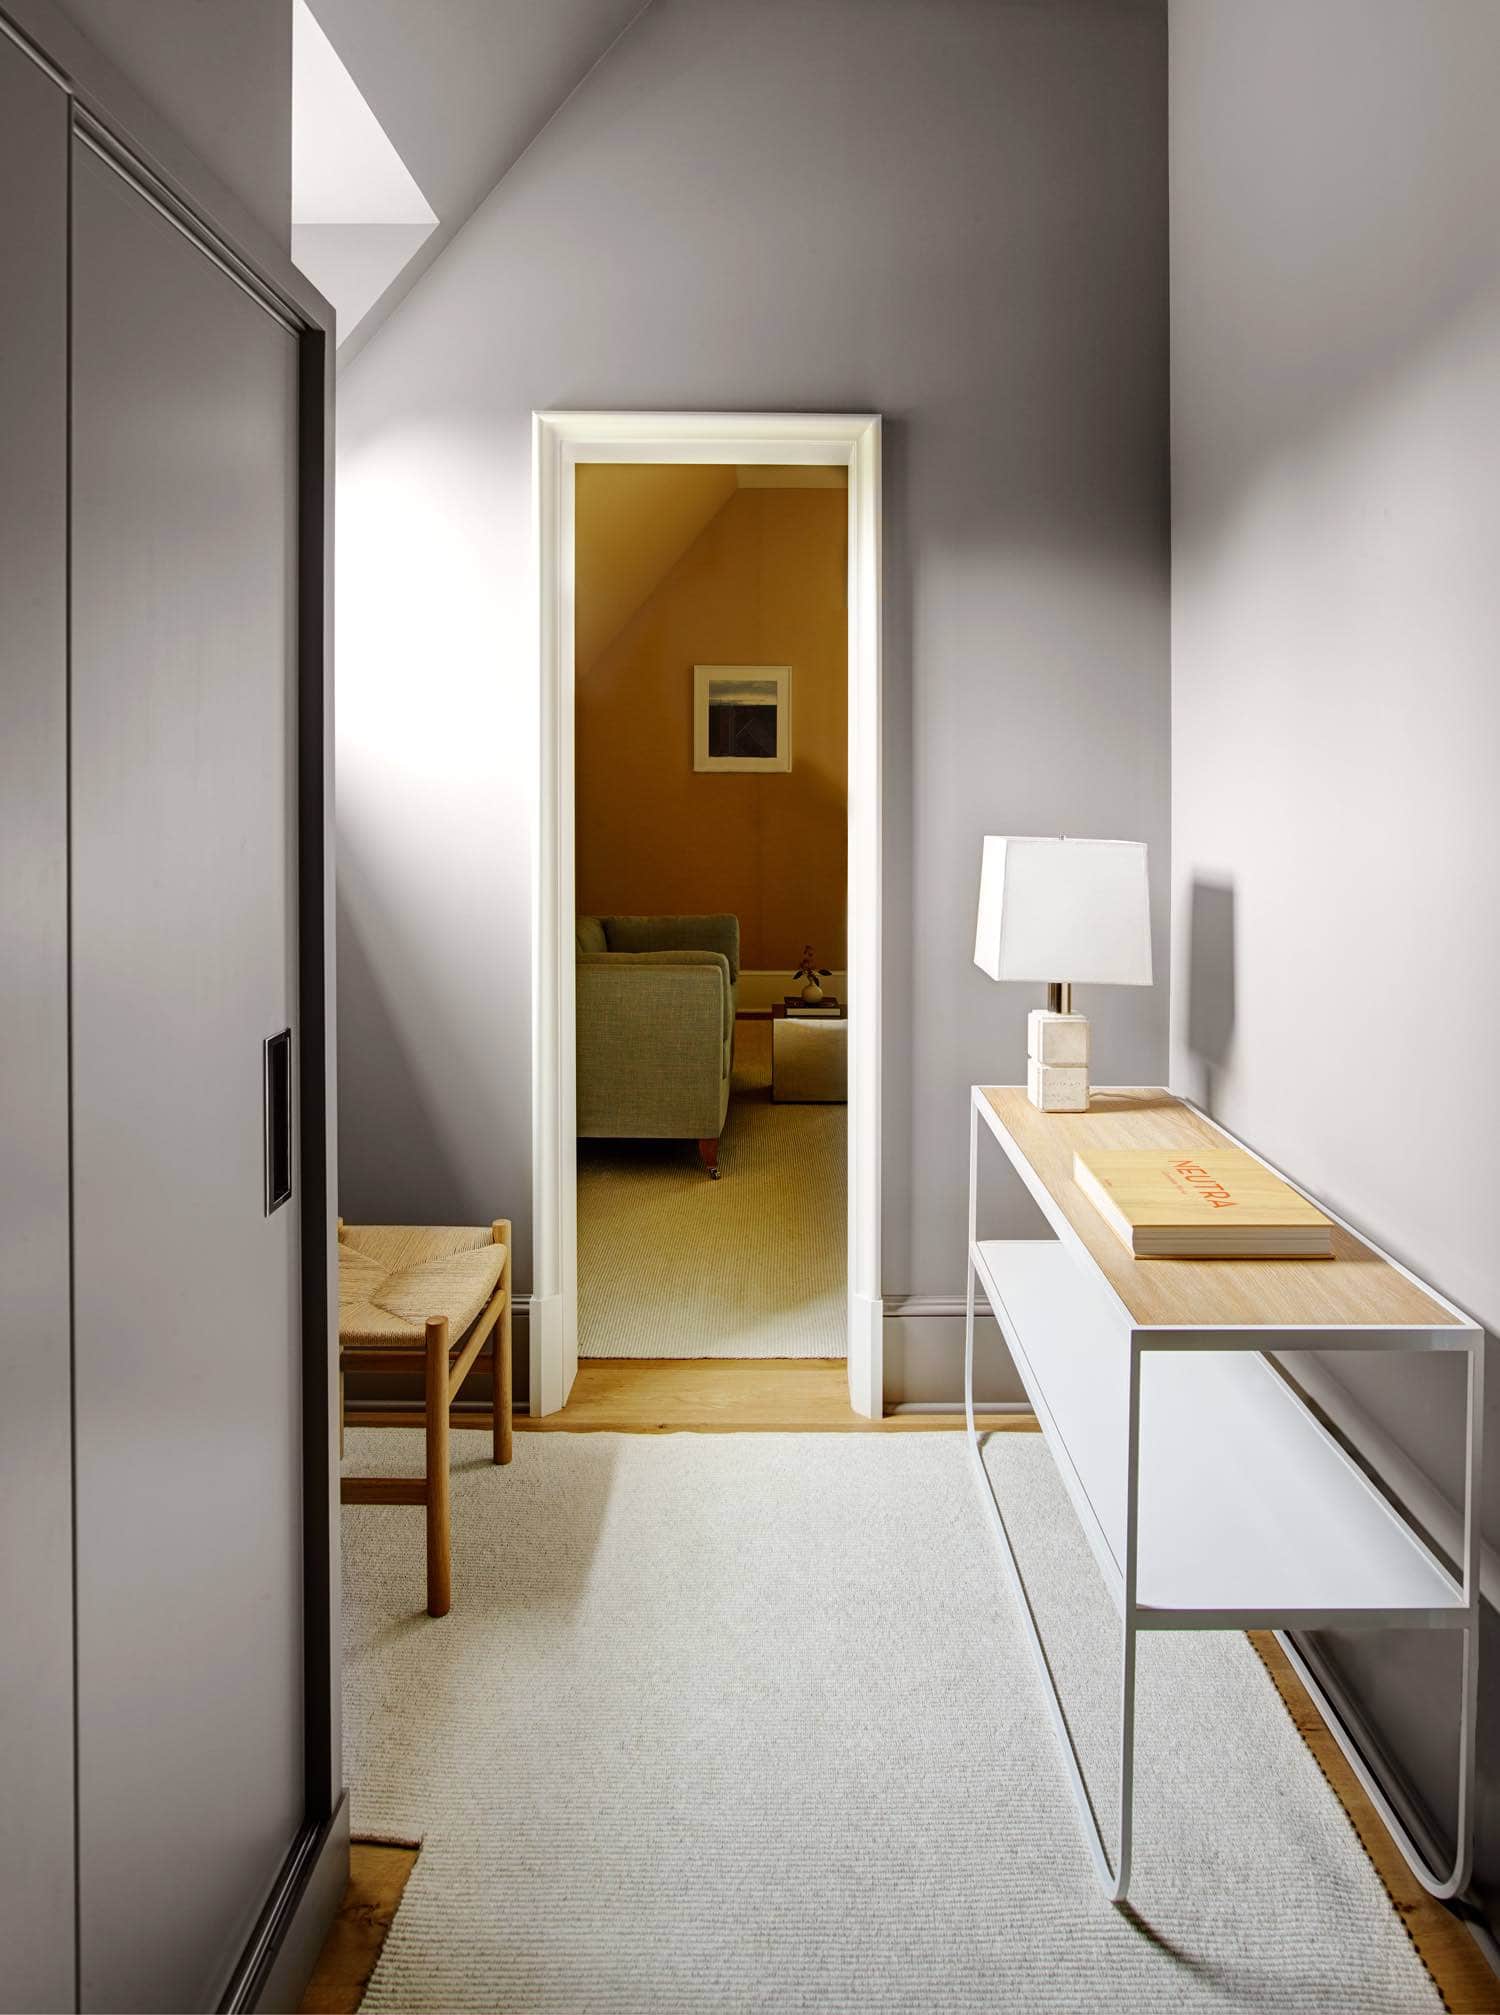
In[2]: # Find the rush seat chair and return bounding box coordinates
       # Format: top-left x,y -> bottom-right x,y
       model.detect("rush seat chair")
337,1219 -> 512,1616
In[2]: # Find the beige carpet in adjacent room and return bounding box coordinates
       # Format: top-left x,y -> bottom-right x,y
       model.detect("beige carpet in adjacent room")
577,1017 -> 845,1358
342,1428 -> 1442,2014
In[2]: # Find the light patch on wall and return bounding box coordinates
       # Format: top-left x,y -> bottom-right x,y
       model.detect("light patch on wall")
291,0 -> 437,341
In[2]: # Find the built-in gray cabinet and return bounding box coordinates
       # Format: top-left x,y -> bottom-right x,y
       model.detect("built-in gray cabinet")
0,15 -> 338,2012
69,135 -> 306,2013
0,29 -> 74,2010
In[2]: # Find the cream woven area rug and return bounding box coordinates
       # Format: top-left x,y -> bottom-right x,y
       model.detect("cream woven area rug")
342,1428 -> 1440,2013
577,1018 -> 845,1359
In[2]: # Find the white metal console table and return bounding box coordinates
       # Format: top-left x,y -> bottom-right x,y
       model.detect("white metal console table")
965,1084 -> 1482,1905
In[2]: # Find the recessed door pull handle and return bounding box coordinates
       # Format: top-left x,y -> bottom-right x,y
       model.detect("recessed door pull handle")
264,1028 -> 292,1214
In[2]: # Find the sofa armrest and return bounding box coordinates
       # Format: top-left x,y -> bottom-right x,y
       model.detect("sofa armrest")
578,949 -> 732,1038
576,955 -> 731,1140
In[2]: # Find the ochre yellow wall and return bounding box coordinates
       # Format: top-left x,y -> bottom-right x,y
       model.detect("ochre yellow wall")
573,464 -> 737,673
575,473 -> 848,972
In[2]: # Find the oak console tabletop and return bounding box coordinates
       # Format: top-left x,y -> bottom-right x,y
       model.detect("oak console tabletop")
980,1087 -> 1457,1332
965,1085 -> 1481,1907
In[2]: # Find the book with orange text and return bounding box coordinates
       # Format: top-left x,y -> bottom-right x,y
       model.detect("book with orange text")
1071,1147 -> 1334,1259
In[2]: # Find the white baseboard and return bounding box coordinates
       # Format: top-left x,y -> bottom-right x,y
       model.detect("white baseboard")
847,1291 -> 884,1418
737,969 -> 848,1014
524,1291 -> 556,1415
880,1296 -> 1025,1409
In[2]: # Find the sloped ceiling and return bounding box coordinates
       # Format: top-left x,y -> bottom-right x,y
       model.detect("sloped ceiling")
575,466 -> 850,674
306,0 -> 650,360
575,466 -> 739,676
291,0 -> 437,335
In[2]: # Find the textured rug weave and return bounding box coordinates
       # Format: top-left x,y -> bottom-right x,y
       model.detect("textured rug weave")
577,1019 -> 845,1358
342,1429 -> 1440,2013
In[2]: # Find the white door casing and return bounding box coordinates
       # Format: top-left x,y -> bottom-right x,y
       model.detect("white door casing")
531,412 -> 883,1417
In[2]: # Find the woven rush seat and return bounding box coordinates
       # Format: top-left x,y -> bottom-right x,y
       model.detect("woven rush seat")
338,1237 -> 506,1347
339,1219 -> 513,1616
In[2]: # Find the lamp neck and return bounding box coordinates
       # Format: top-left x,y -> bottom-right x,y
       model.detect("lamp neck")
1046,981 -> 1073,1016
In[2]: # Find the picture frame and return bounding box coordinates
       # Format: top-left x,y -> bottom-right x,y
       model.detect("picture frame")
693,664 -> 792,773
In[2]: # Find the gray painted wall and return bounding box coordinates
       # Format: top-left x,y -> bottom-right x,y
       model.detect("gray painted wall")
336,0 -> 1171,1399
55,0 -> 292,248
1170,0 -> 1500,1917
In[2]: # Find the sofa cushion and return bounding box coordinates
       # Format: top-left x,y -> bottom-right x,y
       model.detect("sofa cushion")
575,915 -> 608,956
604,913 -> 740,981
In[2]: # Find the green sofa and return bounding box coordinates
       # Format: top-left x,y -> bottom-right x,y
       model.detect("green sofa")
576,915 -> 740,1176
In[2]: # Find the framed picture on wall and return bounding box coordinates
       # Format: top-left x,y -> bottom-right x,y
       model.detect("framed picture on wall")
693,665 -> 792,772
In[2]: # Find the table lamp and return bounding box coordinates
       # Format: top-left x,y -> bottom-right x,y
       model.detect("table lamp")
973,836 -> 1152,1111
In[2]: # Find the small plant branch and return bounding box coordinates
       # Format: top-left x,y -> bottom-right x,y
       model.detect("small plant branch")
791,945 -> 833,985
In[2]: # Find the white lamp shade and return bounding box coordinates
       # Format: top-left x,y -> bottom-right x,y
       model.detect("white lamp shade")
974,836 -> 1152,986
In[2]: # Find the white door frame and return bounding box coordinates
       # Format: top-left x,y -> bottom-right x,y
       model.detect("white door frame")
531,410 -> 883,1417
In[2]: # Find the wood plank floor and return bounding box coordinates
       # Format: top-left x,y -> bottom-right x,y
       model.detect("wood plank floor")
329,1359 -> 1497,2012
298,1841 -> 417,2015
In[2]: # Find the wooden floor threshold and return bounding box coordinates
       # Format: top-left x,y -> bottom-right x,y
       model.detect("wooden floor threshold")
348,1356 -> 1035,1435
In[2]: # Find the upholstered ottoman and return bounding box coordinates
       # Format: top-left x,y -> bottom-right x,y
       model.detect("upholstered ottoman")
771,1015 -> 848,1102
338,1220 -> 512,1616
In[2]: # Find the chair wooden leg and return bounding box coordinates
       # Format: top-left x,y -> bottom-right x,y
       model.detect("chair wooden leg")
425,1316 -> 452,1616
337,1222 -> 345,1459
697,1137 -> 721,1179
495,1299 -> 513,1467
492,1221 -> 513,1465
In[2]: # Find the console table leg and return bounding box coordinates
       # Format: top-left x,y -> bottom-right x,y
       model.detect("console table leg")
1116,1613 -> 1136,1905
964,1245 -> 1135,1903
1272,1328 -> 1480,1902
1274,1618 -> 1477,1899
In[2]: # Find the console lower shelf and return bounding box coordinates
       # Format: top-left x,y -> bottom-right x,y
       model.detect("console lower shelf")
973,1238 -> 1464,1628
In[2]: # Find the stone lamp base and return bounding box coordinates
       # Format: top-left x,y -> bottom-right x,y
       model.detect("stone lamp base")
1027,1007 -> 1091,1112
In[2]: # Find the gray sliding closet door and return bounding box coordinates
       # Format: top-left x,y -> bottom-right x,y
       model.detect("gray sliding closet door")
0,35 -> 73,2015
70,138 -> 304,2013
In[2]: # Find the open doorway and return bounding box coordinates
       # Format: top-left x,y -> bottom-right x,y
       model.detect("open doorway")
572,463 -> 849,1360
532,413 -> 883,1418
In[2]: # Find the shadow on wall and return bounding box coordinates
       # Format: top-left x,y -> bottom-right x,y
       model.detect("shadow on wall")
336,851 -> 470,1224
1185,877 -> 1235,1116
1173,4 -> 1500,541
